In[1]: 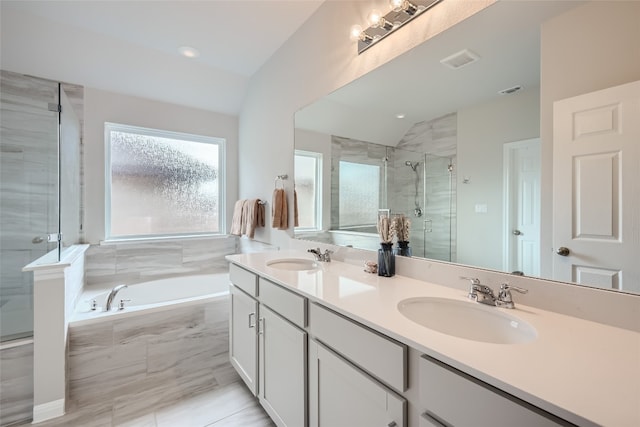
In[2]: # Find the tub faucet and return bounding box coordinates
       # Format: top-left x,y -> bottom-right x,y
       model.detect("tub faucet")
105,284 -> 128,311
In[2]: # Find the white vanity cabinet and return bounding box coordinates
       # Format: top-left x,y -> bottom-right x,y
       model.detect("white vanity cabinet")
228,264 -> 307,427
308,302 -> 407,427
419,355 -> 574,427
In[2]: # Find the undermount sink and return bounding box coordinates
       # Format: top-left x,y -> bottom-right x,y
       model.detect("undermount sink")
266,258 -> 319,271
398,297 -> 537,344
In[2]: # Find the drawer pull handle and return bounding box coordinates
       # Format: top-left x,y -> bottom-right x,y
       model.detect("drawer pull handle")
421,411 -> 449,427
248,312 -> 256,328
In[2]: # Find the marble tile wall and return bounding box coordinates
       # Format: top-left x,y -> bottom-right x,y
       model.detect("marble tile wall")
0,341 -> 34,426
66,298 -> 237,425
84,237 -> 238,288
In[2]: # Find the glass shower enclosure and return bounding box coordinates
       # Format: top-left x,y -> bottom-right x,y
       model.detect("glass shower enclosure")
0,70 -> 81,342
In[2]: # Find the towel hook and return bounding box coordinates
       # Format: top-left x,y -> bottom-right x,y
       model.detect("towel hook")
275,174 -> 288,189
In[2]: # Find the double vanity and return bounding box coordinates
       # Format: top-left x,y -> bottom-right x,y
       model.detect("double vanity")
226,251 -> 639,427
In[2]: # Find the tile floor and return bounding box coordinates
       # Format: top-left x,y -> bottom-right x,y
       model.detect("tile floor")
15,381 -> 274,427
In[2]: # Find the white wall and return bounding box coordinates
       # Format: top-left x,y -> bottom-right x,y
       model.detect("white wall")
239,0 -> 494,249
457,86 -> 539,270
539,1 -> 640,277
83,88 -> 238,244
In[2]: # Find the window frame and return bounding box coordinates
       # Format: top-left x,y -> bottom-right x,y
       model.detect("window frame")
294,149 -> 323,232
104,122 -> 226,241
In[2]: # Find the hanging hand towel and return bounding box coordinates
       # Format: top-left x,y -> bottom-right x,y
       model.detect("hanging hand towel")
230,199 -> 246,236
272,189 -> 288,230
244,199 -> 261,239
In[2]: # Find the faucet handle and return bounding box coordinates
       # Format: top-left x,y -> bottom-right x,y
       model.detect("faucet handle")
497,284 -> 528,308
500,283 -> 528,294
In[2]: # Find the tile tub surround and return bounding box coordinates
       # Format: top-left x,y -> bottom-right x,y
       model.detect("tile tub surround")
84,237 -> 237,287
66,297 -> 237,425
228,251 -> 640,427
0,340 -> 34,426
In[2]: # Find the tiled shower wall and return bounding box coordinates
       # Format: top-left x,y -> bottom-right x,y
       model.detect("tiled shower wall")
84,236 -> 238,288
394,112 -> 457,262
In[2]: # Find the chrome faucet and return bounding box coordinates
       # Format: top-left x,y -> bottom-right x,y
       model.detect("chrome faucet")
461,277 -> 527,309
307,247 -> 333,262
105,284 -> 128,311
462,277 -> 497,306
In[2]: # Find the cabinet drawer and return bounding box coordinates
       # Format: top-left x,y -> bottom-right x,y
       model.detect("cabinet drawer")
309,303 -> 407,392
258,278 -> 306,328
419,355 -> 573,427
229,263 -> 257,297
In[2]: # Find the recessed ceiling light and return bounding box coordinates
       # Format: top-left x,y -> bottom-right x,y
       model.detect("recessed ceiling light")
179,46 -> 200,58
396,113 -> 406,119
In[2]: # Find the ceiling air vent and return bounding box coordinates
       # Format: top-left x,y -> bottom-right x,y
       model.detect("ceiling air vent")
440,49 -> 480,70
498,85 -> 523,95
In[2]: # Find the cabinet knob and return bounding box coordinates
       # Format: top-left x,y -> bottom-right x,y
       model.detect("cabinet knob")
387,422 -> 397,427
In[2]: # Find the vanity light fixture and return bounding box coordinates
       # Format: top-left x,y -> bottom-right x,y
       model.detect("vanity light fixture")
351,0 -> 443,54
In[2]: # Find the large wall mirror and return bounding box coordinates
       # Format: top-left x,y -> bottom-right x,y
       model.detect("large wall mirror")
294,1 -> 640,295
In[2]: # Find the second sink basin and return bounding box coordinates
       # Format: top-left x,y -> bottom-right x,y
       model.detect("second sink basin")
266,258 -> 319,271
398,297 -> 536,344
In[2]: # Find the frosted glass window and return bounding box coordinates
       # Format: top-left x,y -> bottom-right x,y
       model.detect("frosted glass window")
295,150 -> 322,230
106,123 -> 225,239
339,161 -> 379,228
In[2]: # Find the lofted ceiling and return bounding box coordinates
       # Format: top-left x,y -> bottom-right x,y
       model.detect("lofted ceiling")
0,0 -> 325,115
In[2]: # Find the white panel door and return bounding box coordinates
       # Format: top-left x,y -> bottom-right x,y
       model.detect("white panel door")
504,139 -> 541,276
553,80 -> 640,292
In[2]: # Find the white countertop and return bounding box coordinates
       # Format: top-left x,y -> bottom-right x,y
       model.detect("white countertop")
227,251 -> 640,427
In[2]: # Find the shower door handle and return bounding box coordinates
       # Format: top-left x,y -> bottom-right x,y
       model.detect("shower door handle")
32,236 -> 44,244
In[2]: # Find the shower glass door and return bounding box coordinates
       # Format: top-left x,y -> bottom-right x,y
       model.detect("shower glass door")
389,149 -> 456,261
0,71 -> 60,341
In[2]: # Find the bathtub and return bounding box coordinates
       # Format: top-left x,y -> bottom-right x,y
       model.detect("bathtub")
70,273 -> 230,326
66,272 -> 236,413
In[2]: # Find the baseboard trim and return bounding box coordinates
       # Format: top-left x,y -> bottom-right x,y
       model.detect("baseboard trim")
32,399 -> 65,424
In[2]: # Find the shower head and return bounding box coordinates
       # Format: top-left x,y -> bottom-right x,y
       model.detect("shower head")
405,161 -> 419,171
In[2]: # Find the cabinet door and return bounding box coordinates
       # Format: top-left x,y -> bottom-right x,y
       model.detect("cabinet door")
259,305 -> 307,427
309,339 -> 405,427
229,284 -> 258,395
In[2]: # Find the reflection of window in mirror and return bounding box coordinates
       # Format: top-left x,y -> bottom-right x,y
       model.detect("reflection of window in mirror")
294,150 -> 322,230
339,161 -> 380,231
